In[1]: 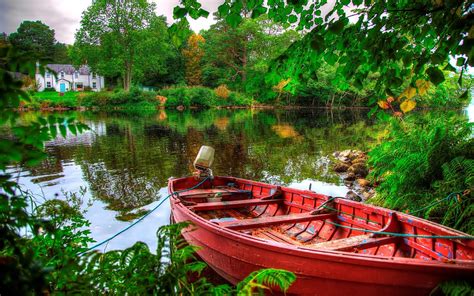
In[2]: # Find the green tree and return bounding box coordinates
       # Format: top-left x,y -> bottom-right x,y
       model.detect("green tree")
53,42 -> 72,64
8,20 -> 56,62
201,14 -> 299,94
75,0 -> 157,91
133,16 -> 179,86
176,0 -> 473,109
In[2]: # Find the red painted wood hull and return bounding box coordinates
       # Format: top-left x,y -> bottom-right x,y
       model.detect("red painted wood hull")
169,176 -> 474,296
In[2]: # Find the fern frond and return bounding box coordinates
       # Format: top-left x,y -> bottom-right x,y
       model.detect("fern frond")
236,268 -> 296,295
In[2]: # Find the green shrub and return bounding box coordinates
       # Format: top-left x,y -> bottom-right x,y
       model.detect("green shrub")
159,86 -> 190,107
81,91 -> 111,107
188,87 -> 216,107
228,91 -> 253,106
368,113 -> 474,234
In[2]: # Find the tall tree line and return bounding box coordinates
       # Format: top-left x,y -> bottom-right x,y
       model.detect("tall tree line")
6,20 -> 71,64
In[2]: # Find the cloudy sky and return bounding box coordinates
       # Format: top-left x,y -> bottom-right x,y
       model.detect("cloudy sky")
0,0 -> 221,44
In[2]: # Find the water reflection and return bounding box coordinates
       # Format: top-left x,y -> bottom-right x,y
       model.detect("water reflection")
10,108 -> 381,250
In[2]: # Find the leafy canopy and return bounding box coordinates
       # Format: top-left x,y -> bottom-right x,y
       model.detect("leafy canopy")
7,20 -> 71,64
174,0 -> 473,106
74,0 -> 157,90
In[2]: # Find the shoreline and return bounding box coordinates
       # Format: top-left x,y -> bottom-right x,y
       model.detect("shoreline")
14,104 -> 468,112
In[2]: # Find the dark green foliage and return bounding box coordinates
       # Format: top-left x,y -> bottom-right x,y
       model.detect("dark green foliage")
368,114 -> 474,234
177,0 -> 472,106
82,223 -> 295,294
82,223 -> 216,294
8,20 -> 56,63
436,280 -> 474,296
0,43 -> 89,294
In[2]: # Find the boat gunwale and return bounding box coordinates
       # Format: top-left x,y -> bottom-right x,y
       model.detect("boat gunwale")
168,176 -> 474,270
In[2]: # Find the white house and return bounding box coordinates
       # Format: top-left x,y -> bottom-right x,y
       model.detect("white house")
36,64 -> 105,92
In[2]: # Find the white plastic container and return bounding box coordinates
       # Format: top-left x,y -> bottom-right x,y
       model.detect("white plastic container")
193,146 -> 215,170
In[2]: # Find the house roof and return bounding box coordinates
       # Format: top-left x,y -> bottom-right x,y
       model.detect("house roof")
46,64 -> 92,75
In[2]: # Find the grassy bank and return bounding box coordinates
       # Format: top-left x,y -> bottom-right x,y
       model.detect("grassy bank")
24,86 -> 254,110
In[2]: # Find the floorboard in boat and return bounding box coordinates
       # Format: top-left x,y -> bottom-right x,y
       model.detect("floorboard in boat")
251,227 -> 306,245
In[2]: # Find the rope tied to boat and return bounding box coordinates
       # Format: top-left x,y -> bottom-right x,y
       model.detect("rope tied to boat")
409,190 -> 467,214
78,176 -> 210,256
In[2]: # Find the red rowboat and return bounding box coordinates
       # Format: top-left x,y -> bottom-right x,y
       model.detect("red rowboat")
169,176 -> 474,295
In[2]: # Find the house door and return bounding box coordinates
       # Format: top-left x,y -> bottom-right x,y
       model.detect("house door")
60,83 -> 66,92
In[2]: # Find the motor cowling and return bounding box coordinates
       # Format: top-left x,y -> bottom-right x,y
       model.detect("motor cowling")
193,146 -> 215,178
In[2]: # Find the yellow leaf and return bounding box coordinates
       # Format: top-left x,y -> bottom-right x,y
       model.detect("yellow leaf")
415,79 -> 430,96
400,100 -> 416,113
273,78 -> 291,93
400,86 -> 417,100
378,100 -> 390,109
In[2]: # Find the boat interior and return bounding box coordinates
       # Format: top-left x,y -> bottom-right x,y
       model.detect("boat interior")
171,176 -> 473,262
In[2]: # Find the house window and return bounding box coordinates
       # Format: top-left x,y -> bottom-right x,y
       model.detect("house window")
46,81 -> 51,88
45,72 -> 50,78
74,71 -> 79,79
60,72 -> 65,79
92,82 -> 97,89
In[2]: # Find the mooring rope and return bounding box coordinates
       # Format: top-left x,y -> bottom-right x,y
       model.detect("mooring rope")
79,176 -> 210,255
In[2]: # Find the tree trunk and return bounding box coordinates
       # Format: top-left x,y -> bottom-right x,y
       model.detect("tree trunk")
123,60 -> 132,91
241,36 -> 247,82
123,45 -> 134,91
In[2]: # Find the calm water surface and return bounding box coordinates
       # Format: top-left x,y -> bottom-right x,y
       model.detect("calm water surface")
5,108 -> 400,251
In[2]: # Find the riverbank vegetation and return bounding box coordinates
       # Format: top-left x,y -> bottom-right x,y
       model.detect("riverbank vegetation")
1,0 -> 474,294
1,46 -> 297,294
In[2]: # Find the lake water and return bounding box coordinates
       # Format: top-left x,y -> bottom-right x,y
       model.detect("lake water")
7,107 -> 471,252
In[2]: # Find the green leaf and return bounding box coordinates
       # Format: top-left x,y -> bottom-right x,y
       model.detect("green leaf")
226,13 -> 242,28
49,125 -> 57,138
443,63 -> 456,72
456,57 -> 466,67
59,124 -> 67,138
426,67 -> 445,85
251,6 -> 267,18
289,15 -> 298,23
217,3 -> 230,16
198,9 -> 209,18
173,7 -> 187,18
68,124 -> 77,136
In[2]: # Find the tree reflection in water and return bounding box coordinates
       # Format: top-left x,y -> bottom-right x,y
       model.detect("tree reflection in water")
13,108 -> 380,221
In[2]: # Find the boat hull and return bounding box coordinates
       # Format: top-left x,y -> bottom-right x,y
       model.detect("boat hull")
169,176 -> 473,295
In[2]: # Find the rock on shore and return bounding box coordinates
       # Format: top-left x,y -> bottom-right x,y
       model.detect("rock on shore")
332,149 -> 375,201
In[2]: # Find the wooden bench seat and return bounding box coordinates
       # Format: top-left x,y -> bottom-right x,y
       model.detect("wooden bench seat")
309,234 -> 398,251
180,188 -> 250,200
219,212 -> 336,231
190,198 -> 283,212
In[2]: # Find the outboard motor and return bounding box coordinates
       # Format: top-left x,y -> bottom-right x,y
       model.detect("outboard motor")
193,146 -> 215,179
